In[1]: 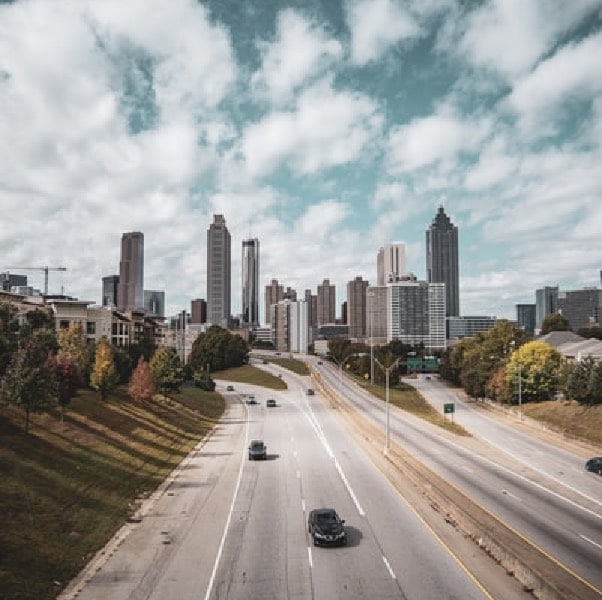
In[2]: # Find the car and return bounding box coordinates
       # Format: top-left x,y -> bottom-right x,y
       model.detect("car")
246,395 -> 257,405
248,440 -> 267,460
585,457 -> 602,475
266,398 -> 276,407
317,360 -> 323,365
262,359 -> 268,364
306,388 -> 315,395
226,385 -> 234,391
308,508 -> 346,546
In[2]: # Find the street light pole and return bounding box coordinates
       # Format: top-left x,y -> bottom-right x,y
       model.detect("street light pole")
518,362 -> 522,420
368,291 -> 375,386
373,356 -> 401,455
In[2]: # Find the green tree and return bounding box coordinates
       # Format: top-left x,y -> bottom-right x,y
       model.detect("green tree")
540,312 -> 571,334
566,357 -> 595,402
506,341 -> 563,403
0,302 -> 20,377
128,356 -> 155,403
1,331 -> 57,432
193,370 -> 216,391
588,360 -> 602,405
577,326 -> 602,340
90,340 -> 119,400
188,326 -> 249,373
149,346 -> 184,395
113,346 -> 134,384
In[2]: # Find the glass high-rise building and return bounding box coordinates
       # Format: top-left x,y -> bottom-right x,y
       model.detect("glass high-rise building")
102,275 -> 119,307
242,238 -> 260,326
377,243 -> 406,285
535,286 -> 558,331
117,232 -> 144,310
426,206 -> 459,317
207,214 -> 231,327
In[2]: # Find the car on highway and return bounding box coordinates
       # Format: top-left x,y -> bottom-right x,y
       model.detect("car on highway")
226,385 -> 234,391
262,359 -> 268,364
248,440 -> 267,460
306,388 -> 314,395
246,395 -> 257,405
585,457 -> 602,475
266,398 -> 276,407
317,360 -> 323,365
308,508 -> 346,546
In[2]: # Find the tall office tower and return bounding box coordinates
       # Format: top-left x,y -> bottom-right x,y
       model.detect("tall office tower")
117,231 -> 144,310
144,290 -> 165,317
340,301 -> 347,325
388,280 -> 446,349
191,298 -> 207,324
241,238 -> 260,326
516,304 -> 536,334
426,206 -> 459,317
347,276 -> 369,338
367,285 -> 388,343
535,286 -> 558,331
317,279 -> 336,325
283,286 -> 297,300
265,279 -> 284,325
304,289 -> 318,327
557,288 -> 602,331
207,214 -> 231,327
102,275 -> 119,307
377,243 -> 406,285
271,299 -> 309,353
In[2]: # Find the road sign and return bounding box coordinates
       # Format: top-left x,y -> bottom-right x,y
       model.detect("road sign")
444,403 -> 455,414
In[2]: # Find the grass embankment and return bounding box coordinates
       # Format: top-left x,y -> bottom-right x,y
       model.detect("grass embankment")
213,364 -> 287,390
357,378 -> 469,436
0,386 -> 225,600
266,357 -> 310,376
522,400 -> 602,446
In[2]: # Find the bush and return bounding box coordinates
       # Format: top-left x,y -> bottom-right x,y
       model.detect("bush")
193,370 -> 216,391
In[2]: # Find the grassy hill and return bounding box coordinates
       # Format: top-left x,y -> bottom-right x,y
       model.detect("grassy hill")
0,386 -> 224,600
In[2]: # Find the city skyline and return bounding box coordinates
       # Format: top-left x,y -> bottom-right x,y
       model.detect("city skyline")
1,1 -> 601,319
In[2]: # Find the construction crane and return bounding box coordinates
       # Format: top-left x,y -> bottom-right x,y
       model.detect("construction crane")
5,266 -> 68,295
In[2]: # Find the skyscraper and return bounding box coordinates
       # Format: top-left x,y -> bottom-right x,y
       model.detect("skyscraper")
117,232 -> 144,310
265,279 -> 284,325
144,290 -> 165,317
242,238 -> 260,326
102,275 -> 119,307
207,214 -> 231,327
535,286 -> 558,331
377,243 -> 406,285
426,206 -> 459,317
317,279 -> 336,325
347,276 -> 369,338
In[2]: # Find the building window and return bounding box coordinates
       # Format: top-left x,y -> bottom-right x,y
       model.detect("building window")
86,321 -> 96,335
60,320 -> 70,330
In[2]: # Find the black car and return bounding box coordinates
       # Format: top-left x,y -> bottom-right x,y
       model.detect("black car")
248,440 -> 267,460
306,388 -> 314,395
226,385 -> 234,391
266,398 -> 276,407
585,457 -> 602,475
308,508 -> 346,546
246,395 -> 257,405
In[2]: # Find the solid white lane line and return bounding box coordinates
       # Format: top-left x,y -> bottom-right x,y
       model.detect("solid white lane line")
301,499 -> 306,512
333,458 -> 365,517
307,547 -> 313,569
204,410 -> 249,600
580,534 -> 602,550
382,555 -> 396,579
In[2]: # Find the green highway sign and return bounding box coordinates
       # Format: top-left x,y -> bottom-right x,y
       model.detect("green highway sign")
443,403 -> 455,414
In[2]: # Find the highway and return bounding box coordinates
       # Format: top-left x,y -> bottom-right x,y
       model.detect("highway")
313,359 -> 602,594
65,368 -> 521,600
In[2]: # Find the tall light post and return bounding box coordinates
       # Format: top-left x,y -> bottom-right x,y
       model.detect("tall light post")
367,291 -> 375,386
509,340 -> 523,421
373,356 -> 402,455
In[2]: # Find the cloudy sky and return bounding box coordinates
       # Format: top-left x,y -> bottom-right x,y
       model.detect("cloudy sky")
1,0 -> 601,322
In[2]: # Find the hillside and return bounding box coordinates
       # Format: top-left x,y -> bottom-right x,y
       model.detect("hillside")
0,386 -> 224,600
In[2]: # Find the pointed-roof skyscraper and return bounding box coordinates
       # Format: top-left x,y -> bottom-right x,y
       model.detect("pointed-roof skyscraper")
426,206 -> 459,317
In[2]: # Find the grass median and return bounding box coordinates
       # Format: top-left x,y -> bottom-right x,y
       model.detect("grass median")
0,386 -> 225,600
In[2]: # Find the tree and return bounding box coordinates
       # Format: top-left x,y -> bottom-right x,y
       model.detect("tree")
0,302 -> 20,377
506,341 -> 563,403
1,331 -> 57,433
193,370 -> 216,391
113,346 -> 133,384
566,357 -> 594,402
90,340 -> 119,400
58,322 -> 88,383
540,312 -> 571,334
149,346 -> 184,395
587,360 -> 602,405
188,326 -> 249,373
48,351 -> 80,421
128,356 -> 155,403
577,326 -> 602,340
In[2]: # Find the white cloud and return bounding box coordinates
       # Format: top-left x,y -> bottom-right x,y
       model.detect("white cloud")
454,0 -> 601,78
464,137 -> 518,191
507,32 -> 602,133
240,77 -> 383,177
345,0 -> 422,65
386,110 -> 491,172
251,9 -> 343,106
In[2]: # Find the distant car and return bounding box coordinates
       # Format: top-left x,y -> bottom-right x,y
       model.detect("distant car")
307,388 -> 315,395
317,360 -> 323,365
246,395 -> 257,405
226,385 -> 234,391
262,359 -> 268,364
275,352 -> 281,355
308,508 -> 346,546
585,457 -> 602,475
248,440 -> 267,460
266,398 -> 277,407
425,375 -> 431,380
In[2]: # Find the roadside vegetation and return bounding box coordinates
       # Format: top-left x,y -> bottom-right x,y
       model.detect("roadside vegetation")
213,364 -> 288,390
256,355 -> 310,376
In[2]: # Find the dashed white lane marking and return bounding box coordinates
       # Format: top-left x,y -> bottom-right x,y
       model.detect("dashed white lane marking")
501,489 -> 522,502
580,534 -> 602,550
307,547 -> 313,569
301,499 -> 306,512
382,555 -> 396,579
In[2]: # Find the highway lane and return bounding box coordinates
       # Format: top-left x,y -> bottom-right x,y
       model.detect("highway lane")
312,360 -> 602,591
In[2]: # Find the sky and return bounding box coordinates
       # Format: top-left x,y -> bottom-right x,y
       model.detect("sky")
1,0 -> 601,322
